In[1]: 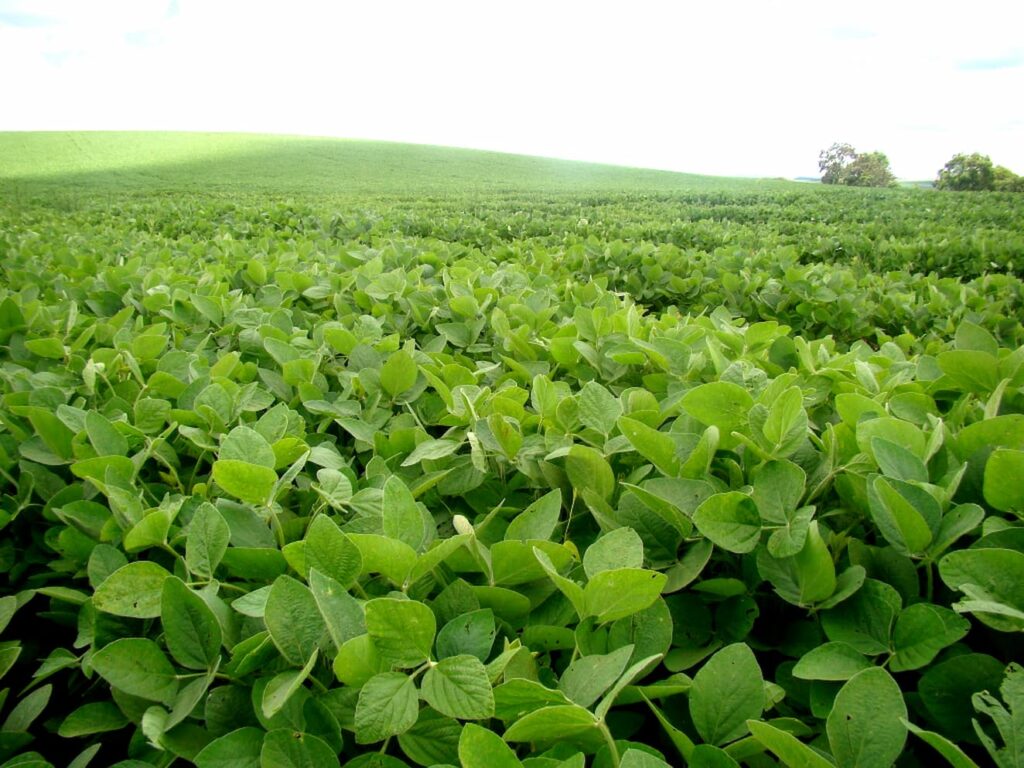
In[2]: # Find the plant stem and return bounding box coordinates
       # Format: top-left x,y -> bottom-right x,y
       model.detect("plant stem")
599,721 -> 621,768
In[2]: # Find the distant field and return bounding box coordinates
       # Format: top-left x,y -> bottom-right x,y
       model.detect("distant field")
0,131 -> 795,196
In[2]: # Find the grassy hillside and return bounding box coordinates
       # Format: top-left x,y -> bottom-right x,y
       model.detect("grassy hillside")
0,131 -> 790,196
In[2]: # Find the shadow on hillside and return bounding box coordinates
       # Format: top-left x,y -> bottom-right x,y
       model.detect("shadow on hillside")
0,136 -> 784,202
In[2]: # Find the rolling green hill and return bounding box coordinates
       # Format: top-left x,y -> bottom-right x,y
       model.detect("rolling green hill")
0,131 -> 790,196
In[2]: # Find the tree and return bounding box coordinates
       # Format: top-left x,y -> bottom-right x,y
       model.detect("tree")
993,165 -> 1024,193
936,153 -> 995,191
818,143 -> 896,187
843,151 -> 896,188
819,143 -> 857,185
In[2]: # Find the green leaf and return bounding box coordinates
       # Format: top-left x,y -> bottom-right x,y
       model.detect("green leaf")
505,489 -> 562,542
746,719 -> 835,768
558,645 -> 633,708
381,349 -> 418,397
91,638 -> 178,704
260,727 -> 340,768
264,575 -> 326,666
383,475 -> 429,551
918,653 -> 1006,743
364,597 -> 436,668
583,568 -> 667,624
939,548 -> 1024,632
85,410 -> 129,456
693,492 -> 761,554
211,459 -> 277,505
458,722 -> 524,768
872,438 -> 928,484
396,707 -> 461,766
617,416 -> 680,477
185,502 -> 230,580
583,527 -> 644,578
683,382 -> 754,437
58,701 -> 129,738
219,425 -> 276,468
332,634 -> 386,687
533,547 -> 586,619
984,449 -> 1024,512
309,569 -> 365,649
436,609 -> 496,662
565,445 -> 615,501
354,671 -> 419,744
792,642 -> 871,681
972,662 -> 1024,768
827,667 -> 907,768
902,720 -> 981,768
579,382 -> 622,435
620,749 -> 674,768
890,603 -> 969,672
92,561 -> 171,618
262,650 -> 319,719
304,515 -> 361,588
868,476 -> 935,555
194,727 -> 264,768
421,654 -> 495,720
161,577 -> 222,670
2,684 -> 51,732
402,438 -> 461,467
503,704 -> 603,752
821,578 -> 901,655
689,643 -> 764,746
760,386 -> 807,458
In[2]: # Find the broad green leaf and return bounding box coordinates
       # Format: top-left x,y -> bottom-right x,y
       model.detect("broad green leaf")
821,578 -> 901,655
761,386 -> 807,458
161,577 -> 222,670
397,707 -> 461,766
827,667 -> 907,768
792,642 -> 871,681
382,475 -> 428,551
872,438 -> 928,484
309,569 -> 365,649
533,547 -> 586,619
85,411 -> 129,456
458,722 -> 524,768
264,575 -> 326,666
304,515 -> 361,588
349,532 -> 418,586
620,749 -> 674,768
260,727 -> 340,768
919,653 -> 1007,743
583,568 -> 667,623
58,701 -> 129,738
579,381 -> 622,435
565,445 -> 615,501
92,561 -> 170,618
869,476 -> 935,555
194,727 -> 264,768
939,548 -> 1024,632
503,704 -> 603,751
421,654 -> 495,720
219,425 -> 276,468
583,527 -> 644,579
971,662 -> 1024,768
332,634 -> 387,687
984,449 -> 1024,512
890,603 -> 969,672
185,502 -> 230,580
436,609 -> 496,662
401,438 -> 461,466
91,638 -> 178,704
505,489 -> 562,542
364,597 -> 436,668
902,720 -> 981,768
689,643 -> 764,746
380,349 -> 418,397
211,459 -> 277,505
558,645 -> 633,708
693,492 -> 761,554
354,672 -> 419,744
746,719 -> 835,768
683,382 -> 754,437
262,650 -> 319,719
617,416 -> 680,476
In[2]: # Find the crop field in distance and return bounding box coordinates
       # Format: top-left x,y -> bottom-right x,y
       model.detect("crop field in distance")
1,131 -> 1023,768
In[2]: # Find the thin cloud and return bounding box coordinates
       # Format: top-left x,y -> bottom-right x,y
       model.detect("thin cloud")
958,52 -> 1024,71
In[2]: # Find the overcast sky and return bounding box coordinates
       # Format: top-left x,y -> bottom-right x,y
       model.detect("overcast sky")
1,0 -> 1022,179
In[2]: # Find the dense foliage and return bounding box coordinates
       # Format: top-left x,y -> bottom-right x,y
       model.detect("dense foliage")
817,144 -> 895,188
1,176 -> 1024,768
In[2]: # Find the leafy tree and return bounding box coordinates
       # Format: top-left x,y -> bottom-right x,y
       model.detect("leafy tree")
843,151 -> 896,188
993,165 -> 1024,193
936,153 -> 995,191
819,144 -> 896,187
819,143 -> 857,185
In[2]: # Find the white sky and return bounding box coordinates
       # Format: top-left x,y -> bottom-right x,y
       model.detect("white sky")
1,0 -> 1022,179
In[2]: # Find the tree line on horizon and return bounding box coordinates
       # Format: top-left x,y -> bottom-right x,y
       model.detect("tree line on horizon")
818,142 -> 1024,191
